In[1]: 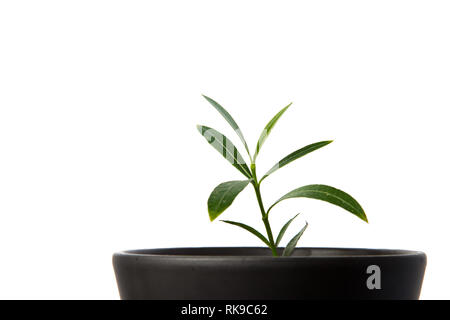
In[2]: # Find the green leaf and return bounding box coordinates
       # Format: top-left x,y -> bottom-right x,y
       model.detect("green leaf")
275,213 -> 300,247
282,222 -> 308,257
261,141 -> 333,182
221,220 -> 270,247
253,102 -> 292,160
202,95 -> 251,158
197,125 -> 252,178
268,184 -> 368,222
208,180 -> 251,221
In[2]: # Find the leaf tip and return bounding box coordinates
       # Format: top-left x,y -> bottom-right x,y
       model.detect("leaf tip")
357,208 -> 368,223
208,210 -> 218,222
202,94 -> 213,102
284,102 -> 293,111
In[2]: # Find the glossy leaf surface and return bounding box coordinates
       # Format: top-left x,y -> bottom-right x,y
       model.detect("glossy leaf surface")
202,95 -> 251,157
261,141 -> 333,181
197,125 -> 252,178
253,103 -> 292,160
282,222 -> 308,256
275,213 -> 300,247
268,184 -> 367,222
208,180 -> 250,221
221,220 -> 271,246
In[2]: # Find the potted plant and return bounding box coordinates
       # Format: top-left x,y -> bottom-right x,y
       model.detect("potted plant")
113,96 -> 426,300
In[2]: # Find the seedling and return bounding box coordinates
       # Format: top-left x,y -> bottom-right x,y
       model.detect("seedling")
197,95 -> 367,257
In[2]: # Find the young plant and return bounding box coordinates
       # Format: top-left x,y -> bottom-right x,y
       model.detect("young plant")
197,95 -> 367,257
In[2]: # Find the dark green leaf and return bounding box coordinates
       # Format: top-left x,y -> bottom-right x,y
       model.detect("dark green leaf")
261,141 -> 333,182
253,103 -> 292,160
268,184 -> 368,222
197,125 -> 252,178
208,180 -> 251,221
282,222 -> 308,256
202,95 -> 251,158
221,220 -> 270,247
275,213 -> 300,247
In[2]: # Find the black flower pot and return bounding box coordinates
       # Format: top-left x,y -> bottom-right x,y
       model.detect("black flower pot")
113,247 -> 426,300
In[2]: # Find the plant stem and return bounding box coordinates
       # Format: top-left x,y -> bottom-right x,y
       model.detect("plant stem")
251,164 -> 278,257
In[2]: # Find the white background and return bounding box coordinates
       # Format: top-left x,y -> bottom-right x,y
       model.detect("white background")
0,1 -> 449,299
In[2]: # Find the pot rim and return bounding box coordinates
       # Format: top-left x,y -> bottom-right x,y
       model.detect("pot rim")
114,247 -> 426,260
